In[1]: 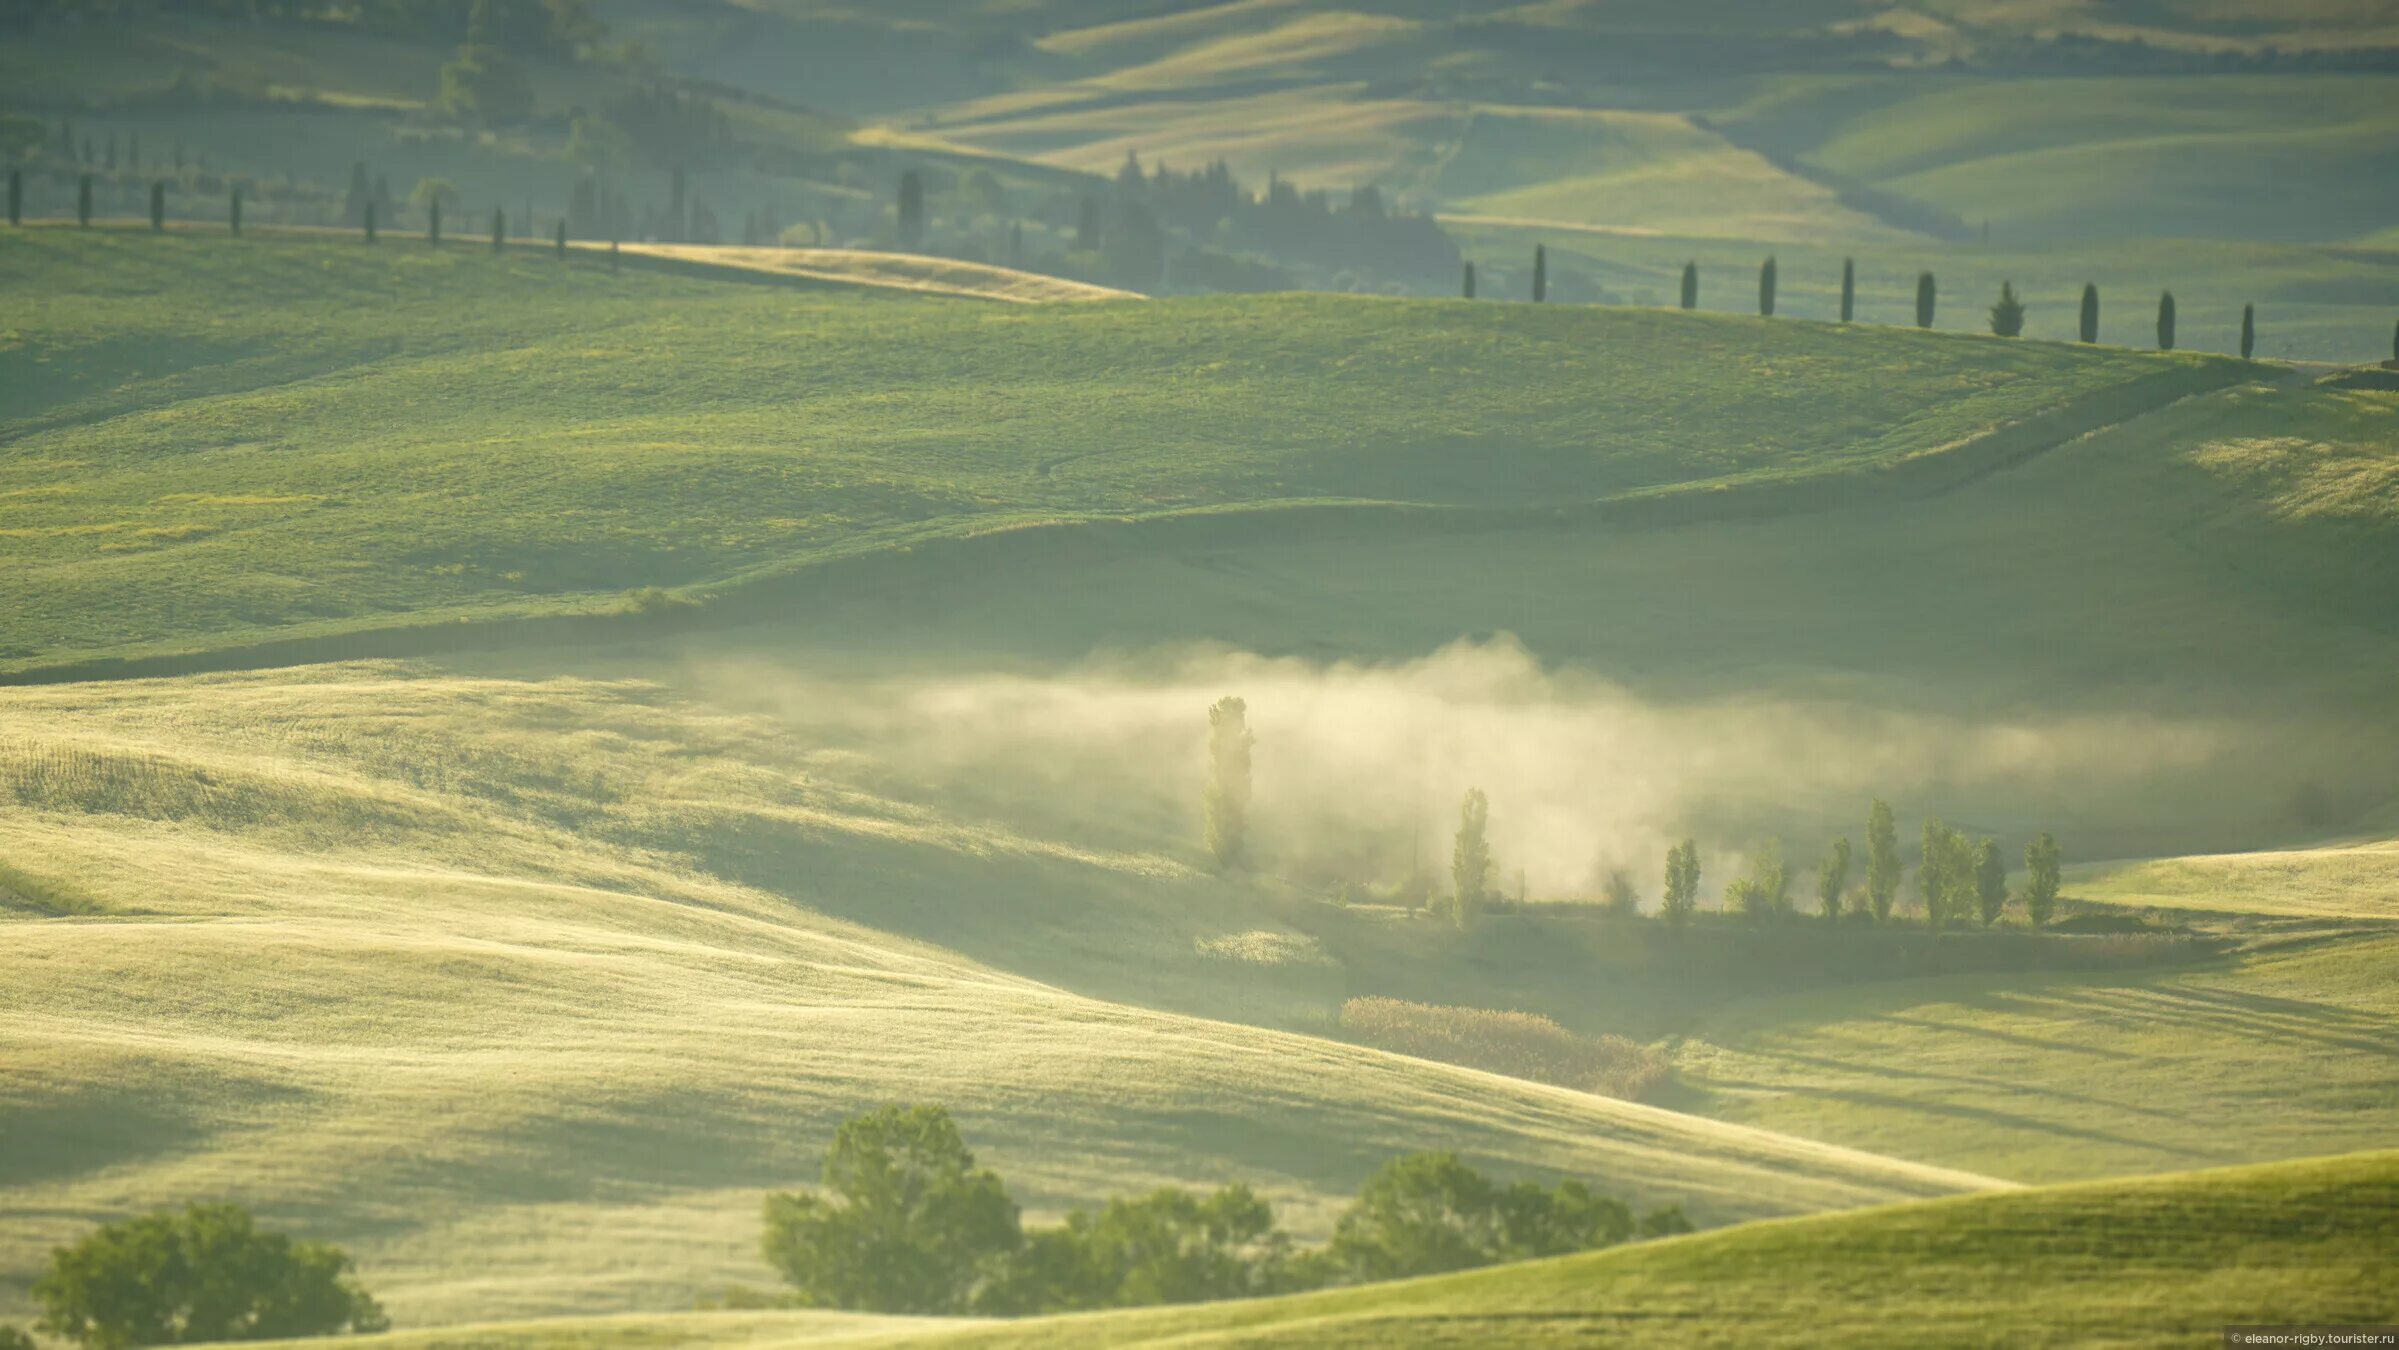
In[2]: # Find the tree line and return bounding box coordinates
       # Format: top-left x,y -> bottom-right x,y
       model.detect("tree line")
1201,699 -> 2065,931
762,1104 -> 1690,1317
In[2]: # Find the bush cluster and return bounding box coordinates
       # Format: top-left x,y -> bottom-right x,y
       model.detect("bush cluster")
763,1105 -> 1691,1317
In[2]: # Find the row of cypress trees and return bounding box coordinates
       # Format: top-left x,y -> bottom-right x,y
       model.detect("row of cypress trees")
1466,242 -> 2309,359
9,172 -> 594,260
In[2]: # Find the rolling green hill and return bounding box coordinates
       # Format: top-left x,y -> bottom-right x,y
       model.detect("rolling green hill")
239,1149 -> 2399,1346
0,226 -> 2245,677
0,659 -> 2002,1328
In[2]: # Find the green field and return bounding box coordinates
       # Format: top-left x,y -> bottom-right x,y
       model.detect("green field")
238,1150 -> 2399,1346
0,227 -> 2251,676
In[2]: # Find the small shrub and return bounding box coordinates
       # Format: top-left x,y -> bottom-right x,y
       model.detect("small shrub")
1338,997 -> 1668,1101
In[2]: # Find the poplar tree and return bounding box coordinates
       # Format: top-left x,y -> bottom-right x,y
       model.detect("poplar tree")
2023,832 -> 2062,927
1450,789 -> 1491,929
1865,799 -> 1900,921
1974,838 -> 2007,926
2079,283 -> 2099,342
1203,697 -> 1254,871
1661,839 -> 1700,928
1816,836 -> 1852,920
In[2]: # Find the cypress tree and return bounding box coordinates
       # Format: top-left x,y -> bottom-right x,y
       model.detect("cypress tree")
429,199 -> 441,245
1839,257 -> 1854,322
1531,245 -> 1546,303
1988,280 -> 2024,337
1758,255 -> 1776,317
2240,303 -> 2256,360
149,180 -> 164,230
1679,260 -> 1697,310
492,207 -> 504,253
365,202 -> 376,243
555,219 -> 567,258
1914,271 -> 1936,329
2392,317 -> 2398,365
77,173 -> 92,227
2156,290 -> 2176,351
8,169 -> 20,227
897,169 -> 925,249
1461,261 -> 1475,299
2079,283 -> 2099,343
230,185 -> 242,235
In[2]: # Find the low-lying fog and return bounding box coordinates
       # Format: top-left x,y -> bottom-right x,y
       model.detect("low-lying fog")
700,636 -> 2374,893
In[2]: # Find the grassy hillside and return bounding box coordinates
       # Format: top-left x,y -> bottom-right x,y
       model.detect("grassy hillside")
0,661 -> 2001,1328
0,226 -> 2233,675
2074,840 -> 2399,920
1672,928 -> 2399,1183
245,1149 -> 2399,1346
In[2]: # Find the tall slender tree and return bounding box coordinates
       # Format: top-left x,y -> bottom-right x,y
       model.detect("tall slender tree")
1679,261 -> 1697,311
1462,261 -> 1475,299
1450,789 -> 1492,929
429,199 -> 442,244
76,173 -> 92,227
1816,836 -> 1852,920
2240,303 -> 2256,360
491,206 -> 505,253
6,169 -> 19,227
1531,245 -> 1546,303
230,185 -> 242,235
1839,257 -> 1854,322
1918,820 -> 1956,931
149,181 -> 164,231
555,219 -> 567,258
897,170 -> 926,250
2023,832 -> 2061,928
2156,290 -> 2177,351
364,202 -> 376,243
1974,837 -> 2007,926
1203,697 -> 1254,871
1758,255 -> 1776,317
1865,798 -> 1899,922
1914,272 -> 1936,329
1661,839 -> 1700,928
2079,283 -> 2100,343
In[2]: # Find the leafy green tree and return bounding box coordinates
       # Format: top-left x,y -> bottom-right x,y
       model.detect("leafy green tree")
1328,1153 -> 1498,1281
1917,820 -> 1972,931
1816,836 -> 1851,920
2240,303 -> 2256,359
982,1184 -> 1294,1314
1679,261 -> 1696,310
2157,290 -> 2177,351
1732,839 -> 1786,921
440,45 -> 534,127
1450,788 -> 1491,928
2080,283 -> 2100,342
1639,1204 -> 1694,1238
0,1323 -> 32,1350
1203,696 -> 1253,870
897,170 -> 925,250
1914,271 -> 1936,329
1661,838 -> 1699,927
761,1105 -> 1021,1314
1974,837 -> 2007,926
1839,257 -> 1854,322
1865,799 -> 1899,921
34,1203 -> 385,1348
1600,866 -> 1638,918
1758,255 -> 1776,317
1989,280 -> 2024,337
2023,831 -> 2062,927
1531,245 -> 1546,303
1495,1179 -> 1633,1261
